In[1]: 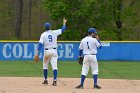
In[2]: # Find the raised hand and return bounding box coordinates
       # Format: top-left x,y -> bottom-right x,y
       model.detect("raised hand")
63,17 -> 67,25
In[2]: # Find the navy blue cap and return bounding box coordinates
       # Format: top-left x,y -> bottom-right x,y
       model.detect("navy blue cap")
44,22 -> 51,29
88,28 -> 96,33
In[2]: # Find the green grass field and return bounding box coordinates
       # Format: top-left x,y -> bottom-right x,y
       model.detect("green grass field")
0,61 -> 140,80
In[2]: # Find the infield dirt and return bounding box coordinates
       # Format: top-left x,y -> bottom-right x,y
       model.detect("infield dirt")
0,77 -> 140,93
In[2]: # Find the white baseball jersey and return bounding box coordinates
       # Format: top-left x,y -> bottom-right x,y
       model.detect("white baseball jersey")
39,29 -> 62,49
79,36 -> 101,55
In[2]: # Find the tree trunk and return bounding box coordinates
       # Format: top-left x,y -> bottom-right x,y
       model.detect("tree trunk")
130,0 -> 135,6
15,0 -> 23,40
113,0 -> 123,40
29,0 -> 32,40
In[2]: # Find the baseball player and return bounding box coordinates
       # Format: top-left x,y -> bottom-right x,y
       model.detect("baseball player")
75,28 -> 102,89
35,18 -> 67,86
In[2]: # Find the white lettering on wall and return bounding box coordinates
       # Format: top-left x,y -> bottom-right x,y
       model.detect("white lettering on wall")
101,42 -> 110,46
2,43 -> 75,60
2,43 -> 11,58
13,44 -> 22,58
23,44 -> 32,58
65,44 -> 74,58
58,44 -> 64,58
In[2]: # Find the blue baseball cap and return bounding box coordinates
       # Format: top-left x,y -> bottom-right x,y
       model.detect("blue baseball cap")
44,22 -> 51,29
88,28 -> 96,33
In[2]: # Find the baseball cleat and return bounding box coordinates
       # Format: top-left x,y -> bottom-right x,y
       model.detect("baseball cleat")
52,81 -> 57,86
42,80 -> 48,84
75,84 -> 83,89
94,85 -> 101,89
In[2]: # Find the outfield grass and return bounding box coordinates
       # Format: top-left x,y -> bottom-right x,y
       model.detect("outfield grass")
0,61 -> 140,80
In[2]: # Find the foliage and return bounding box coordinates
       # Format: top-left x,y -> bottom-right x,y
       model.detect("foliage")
0,0 -> 15,39
0,0 -> 140,40
42,0 -> 140,41
42,0 -> 114,40
121,0 -> 140,40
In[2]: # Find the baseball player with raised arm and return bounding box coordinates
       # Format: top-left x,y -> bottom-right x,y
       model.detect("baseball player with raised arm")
35,18 -> 67,86
75,28 -> 102,89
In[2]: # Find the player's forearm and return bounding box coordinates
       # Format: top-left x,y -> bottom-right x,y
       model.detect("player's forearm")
95,35 -> 102,48
98,40 -> 101,44
61,25 -> 66,32
79,49 -> 83,56
37,42 -> 43,51
61,17 -> 67,32
98,40 -> 102,49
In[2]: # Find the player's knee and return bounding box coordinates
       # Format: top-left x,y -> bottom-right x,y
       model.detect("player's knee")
51,62 -> 57,70
43,63 -> 48,69
81,71 -> 88,76
43,66 -> 48,69
52,67 -> 58,70
92,71 -> 98,75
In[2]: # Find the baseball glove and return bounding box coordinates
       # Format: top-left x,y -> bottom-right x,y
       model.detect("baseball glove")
34,55 -> 40,63
78,56 -> 84,65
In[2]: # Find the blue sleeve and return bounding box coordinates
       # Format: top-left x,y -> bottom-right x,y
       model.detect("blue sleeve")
37,42 -> 43,51
79,49 -> 83,56
98,46 -> 102,49
98,40 -> 101,44
61,25 -> 66,33
98,40 -> 102,49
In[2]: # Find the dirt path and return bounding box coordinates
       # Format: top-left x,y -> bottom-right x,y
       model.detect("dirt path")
0,77 -> 140,93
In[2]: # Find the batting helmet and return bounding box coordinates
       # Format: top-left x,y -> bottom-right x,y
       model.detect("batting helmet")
44,22 -> 51,30
88,28 -> 96,33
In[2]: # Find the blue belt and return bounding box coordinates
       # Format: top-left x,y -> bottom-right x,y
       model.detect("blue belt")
45,48 -> 56,50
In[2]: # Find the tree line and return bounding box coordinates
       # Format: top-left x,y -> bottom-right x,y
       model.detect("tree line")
0,0 -> 140,41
